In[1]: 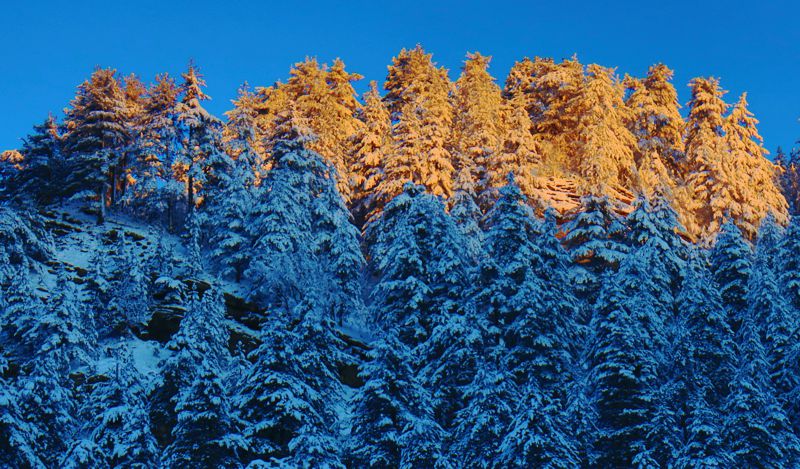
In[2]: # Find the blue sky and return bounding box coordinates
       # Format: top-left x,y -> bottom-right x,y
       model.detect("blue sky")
2,0 -> 799,154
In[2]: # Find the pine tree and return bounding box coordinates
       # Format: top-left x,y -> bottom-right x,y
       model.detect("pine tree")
350,81 -> 390,223
450,367 -> 515,468
590,242 -> 669,467
105,234 -> 151,334
174,62 -> 229,214
724,92 -> 788,238
684,77 -> 730,238
779,216 -> 800,315
379,45 -> 455,200
348,334 -> 448,468
452,52 -> 504,189
62,67 -> 129,223
367,183 -> 471,347
15,360 -> 77,467
571,64 -> 637,193
710,220 -> 752,329
563,194 -> 628,306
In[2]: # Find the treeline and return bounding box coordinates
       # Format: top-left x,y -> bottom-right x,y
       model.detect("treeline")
0,46 -> 794,240
3,128 -> 800,466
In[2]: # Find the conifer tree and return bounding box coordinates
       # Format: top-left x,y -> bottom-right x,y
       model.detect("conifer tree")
348,334 -> 448,468
563,194 -> 628,306
522,56 -> 585,166
724,314 -> 800,467
710,220 -> 752,329
127,73 -> 182,227
724,92 -> 788,238
450,367 -> 515,468
151,286 -> 230,448
6,115 -> 61,204
350,81 -> 390,223
452,52 -> 504,188
474,175 -> 544,343
247,109 -> 364,320
680,251 -> 735,405
207,149 -> 257,282
673,386 -> 733,469
162,356 -> 242,468
684,77 -> 730,237
779,216 -> 800,313
235,312 -> 340,465
379,46 -> 455,200
367,183 -> 470,347
63,68 -> 129,223
0,359 -> 44,468
449,169 -> 484,262
483,97 -> 540,202
625,64 -> 684,177
72,349 -> 159,468
571,64 -> 637,193
590,242 -> 669,467
174,62 -> 229,214
498,385 -> 580,468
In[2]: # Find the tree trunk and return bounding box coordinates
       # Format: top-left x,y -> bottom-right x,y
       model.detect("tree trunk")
98,183 -> 107,225
187,174 -> 194,214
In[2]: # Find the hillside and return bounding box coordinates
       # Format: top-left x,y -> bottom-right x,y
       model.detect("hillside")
2,48 -> 800,467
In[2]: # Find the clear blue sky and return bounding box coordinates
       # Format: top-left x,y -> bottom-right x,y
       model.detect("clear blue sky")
2,0 -> 799,154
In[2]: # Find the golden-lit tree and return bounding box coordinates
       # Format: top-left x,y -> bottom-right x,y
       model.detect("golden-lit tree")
379,45 -> 455,200
570,65 -> 636,194
723,93 -> 788,237
684,77 -> 729,237
63,67 -> 129,223
452,52 -> 505,188
484,97 -> 540,202
350,81 -> 391,224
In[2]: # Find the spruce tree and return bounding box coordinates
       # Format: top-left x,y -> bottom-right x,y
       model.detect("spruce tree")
450,367 -> 515,468
685,77 -> 730,238
350,81 -> 391,224
710,220 -> 752,330
62,68 -> 129,223
590,242 -> 669,467
570,64 -> 637,193
452,52 -> 504,189
366,183 -> 470,347
379,45 -> 455,200
6,115 -> 61,204
723,93 -> 788,238
562,194 -> 628,306
498,385 -> 580,468
348,334 -> 448,468
174,62 -> 229,214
